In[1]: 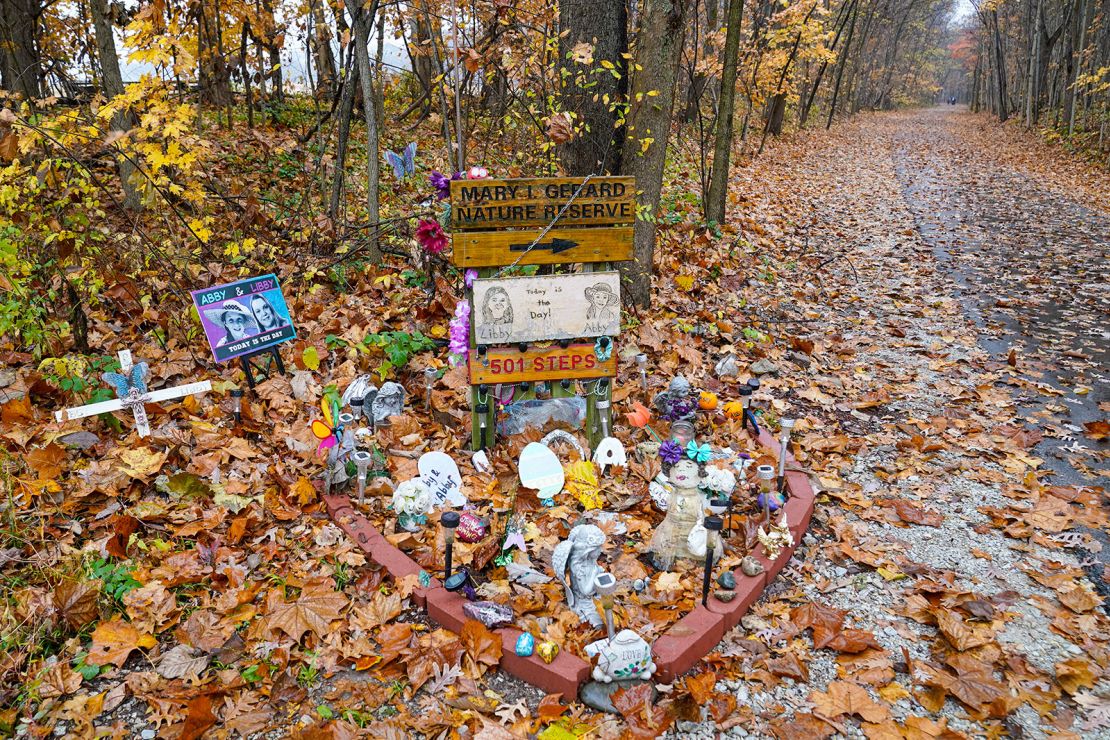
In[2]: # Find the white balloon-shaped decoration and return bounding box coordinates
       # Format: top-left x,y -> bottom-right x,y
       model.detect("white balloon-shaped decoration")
592,437 -> 627,469
417,451 -> 466,507
518,442 -> 564,499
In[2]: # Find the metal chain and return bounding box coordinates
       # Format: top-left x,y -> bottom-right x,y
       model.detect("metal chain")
493,174 -> 597,277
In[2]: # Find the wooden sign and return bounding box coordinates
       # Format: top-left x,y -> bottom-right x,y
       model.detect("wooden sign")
450,177 -> 635,231
452,226 -> 633,268
469,342 -> 617,384
472,271 -> 620,345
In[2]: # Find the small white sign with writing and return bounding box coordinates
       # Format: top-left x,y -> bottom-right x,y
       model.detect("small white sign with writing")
471,271 -> 620,344
418,451 -> 466,507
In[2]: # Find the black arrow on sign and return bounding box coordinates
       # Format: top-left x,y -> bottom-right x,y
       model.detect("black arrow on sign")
508,237 -> 578,254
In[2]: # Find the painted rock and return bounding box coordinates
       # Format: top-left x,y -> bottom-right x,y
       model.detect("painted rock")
717,571 -> 736,589
518,442 -> 565,499
741,555 -> 764,577
536,641 -> 559,664
585,630 -> 655,683
757,491 -> 786,512
462,601 -> 514,629
715,590 -> 737,603
515,633 -> 535,657
456,511 -> 487,543
418,451 -> 466,507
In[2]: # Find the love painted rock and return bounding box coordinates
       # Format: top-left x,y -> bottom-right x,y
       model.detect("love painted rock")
456,511 -> 487,543
515,633 -> 535,657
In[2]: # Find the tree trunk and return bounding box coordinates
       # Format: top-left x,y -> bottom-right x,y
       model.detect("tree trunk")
618,0 -> 689,309
90,0 -> 140,210
0,0 -> 42,100
993,9 -> 1009,121
312,0 -> 338,100
327,52 -> 358,226
683,0 -> 720,123
352,2 -> 382,263
827,0 -> 858,129
558,0 -> 629,175
705,0 -> 742,224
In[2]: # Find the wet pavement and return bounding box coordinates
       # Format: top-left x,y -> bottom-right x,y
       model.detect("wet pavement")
890,107 -> 1109,489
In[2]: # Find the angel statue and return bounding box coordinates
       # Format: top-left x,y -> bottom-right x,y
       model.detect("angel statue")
551,524 -> 606,627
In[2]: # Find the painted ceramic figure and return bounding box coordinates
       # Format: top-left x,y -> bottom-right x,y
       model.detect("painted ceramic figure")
585,630 -> 655,683
653,375 -> 697,422
649,459 -> 722,569
551,524 -> 606,626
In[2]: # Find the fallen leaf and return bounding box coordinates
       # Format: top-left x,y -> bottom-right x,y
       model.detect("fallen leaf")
811,681 -> 890,723
86,618 -> 156,667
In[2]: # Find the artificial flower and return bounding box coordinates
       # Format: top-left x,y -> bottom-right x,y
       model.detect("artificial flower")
429,170 -> 451,200
415,219 -> 448,254
702,466 -> 737,495
392,479 -> 432,515
448,300 -> 470,366
467,166 -> 489,180
464,268 -> 478,288
658,439 -> 683,465
625,402 -> 651,428
660,396 -> 696,422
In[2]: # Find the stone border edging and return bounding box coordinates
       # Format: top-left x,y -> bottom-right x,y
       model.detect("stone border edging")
323,427 -> 815,695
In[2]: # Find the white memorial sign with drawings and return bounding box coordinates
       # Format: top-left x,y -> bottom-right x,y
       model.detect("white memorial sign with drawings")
471,271 -> 621,345
417,451 -> 466,507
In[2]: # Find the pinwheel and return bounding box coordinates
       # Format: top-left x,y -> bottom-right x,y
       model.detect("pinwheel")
311,396 -> 343,455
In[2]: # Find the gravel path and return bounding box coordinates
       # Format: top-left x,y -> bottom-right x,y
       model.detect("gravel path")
665,109 -> 1110,738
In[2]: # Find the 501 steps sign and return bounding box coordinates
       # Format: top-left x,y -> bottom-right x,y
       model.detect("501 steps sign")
450,177 -> 634,268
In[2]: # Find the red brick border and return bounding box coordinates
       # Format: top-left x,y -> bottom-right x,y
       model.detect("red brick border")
324,425 -> 815,693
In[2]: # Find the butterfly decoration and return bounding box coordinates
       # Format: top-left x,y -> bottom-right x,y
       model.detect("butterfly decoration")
686,440 -> 712,463
102,361 -> 150,399
311,397 -> 344,455
384,142 -> 417,179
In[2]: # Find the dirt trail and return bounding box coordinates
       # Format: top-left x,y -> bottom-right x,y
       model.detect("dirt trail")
673,109 -> 1110,739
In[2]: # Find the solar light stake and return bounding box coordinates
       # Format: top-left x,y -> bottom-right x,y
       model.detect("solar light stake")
476,401 -> 489,450
350,396 -> 364,421
595,572 -> 617,641
596,379 -> 611,439
351,450 -> 372,505
444,568 -> 477,601
229,388 -> 243,423
441,511 -> 460,579
424,367 -> 437,410
757,464 -> 776,524
636,353 -> 649,391
777,418 -> 795,492
702,516 -> 723,606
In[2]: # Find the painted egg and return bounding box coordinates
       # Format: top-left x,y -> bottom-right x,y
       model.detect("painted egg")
518,442 -> 564,499
515,633 -> 535,657
456,511 -> 487,543
536,641 -> 559,664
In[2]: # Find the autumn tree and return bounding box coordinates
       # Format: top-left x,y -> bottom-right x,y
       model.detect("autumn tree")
0,0 -> 43,100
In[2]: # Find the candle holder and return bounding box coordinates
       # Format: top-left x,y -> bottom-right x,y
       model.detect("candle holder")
441,511 -> 460,579
670,420 -> 696,446
351,450 -> 373,505
702,516 -> 723,606
444,568 -> 477,601
229,388 -> 243,424
424,367 -> 437,410
636,353 -> 648,392
777,418 -> 795,493
595,572 -> 617,642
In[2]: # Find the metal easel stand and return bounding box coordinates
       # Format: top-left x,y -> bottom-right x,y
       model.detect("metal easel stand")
240,346 -> 287,390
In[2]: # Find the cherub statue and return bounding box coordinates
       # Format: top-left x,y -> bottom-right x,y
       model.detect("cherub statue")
372,382 -> 405,423
652,375 -> 697,422
551,524 -> 606,627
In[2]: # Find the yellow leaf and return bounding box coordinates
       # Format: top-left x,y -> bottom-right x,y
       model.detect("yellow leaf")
302,346 -> 320,371
877,567 -> 905,581
292,476 -> 317,505
675,275 -> 695,292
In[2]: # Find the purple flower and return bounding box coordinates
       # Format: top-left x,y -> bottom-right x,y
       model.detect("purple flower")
659,439 -> 683,465
429,170 -> 451,200
464,268 -> 478,288
448,300 -> 470,366
660,397 -> 696,422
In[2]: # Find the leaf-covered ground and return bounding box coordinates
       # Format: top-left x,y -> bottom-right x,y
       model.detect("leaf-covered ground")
2,107 -> 1108,739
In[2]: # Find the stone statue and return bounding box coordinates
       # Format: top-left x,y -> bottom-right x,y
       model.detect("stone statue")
372,382 -> 406,423
551,524 -> 606,627
649,459 -> 721,570
652,375 -> 696,422
585,630 -> 655,683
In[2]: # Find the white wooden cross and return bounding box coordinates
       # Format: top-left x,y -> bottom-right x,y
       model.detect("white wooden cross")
53,350 -> 212,438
